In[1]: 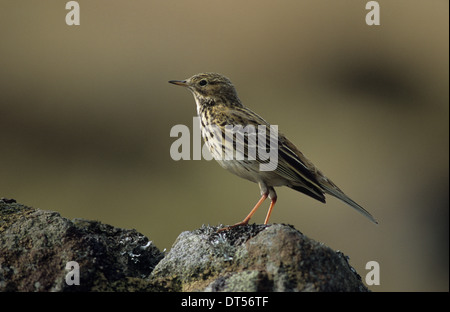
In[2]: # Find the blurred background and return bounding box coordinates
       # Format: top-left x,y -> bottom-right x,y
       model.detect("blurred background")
0,1 -> 448,291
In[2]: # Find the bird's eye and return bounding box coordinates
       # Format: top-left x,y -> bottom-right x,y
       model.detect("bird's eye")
199,80 -> 208,86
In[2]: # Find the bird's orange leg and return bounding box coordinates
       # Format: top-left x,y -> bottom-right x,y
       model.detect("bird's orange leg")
217,194 -> 268,232
263,197 -> 277,225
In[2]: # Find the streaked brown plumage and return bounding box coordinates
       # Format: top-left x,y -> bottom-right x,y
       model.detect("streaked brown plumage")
169,73 -> 377,230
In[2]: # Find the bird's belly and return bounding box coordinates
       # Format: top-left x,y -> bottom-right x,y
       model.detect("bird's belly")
216,159 -> 259,183
215,159 -> 288,187
202,130 -> 288,187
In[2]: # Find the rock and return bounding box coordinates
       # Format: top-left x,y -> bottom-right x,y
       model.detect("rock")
151,224 -> 368,292
0,199 -> 368,292
0,200 -> 163,291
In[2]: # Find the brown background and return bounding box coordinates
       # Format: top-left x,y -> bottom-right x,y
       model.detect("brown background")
0,1 -> 448,291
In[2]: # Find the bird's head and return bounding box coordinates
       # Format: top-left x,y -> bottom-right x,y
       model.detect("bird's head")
169,73 -> 241,108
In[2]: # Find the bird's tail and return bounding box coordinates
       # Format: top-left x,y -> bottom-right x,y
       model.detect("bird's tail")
322,184 -> 378,224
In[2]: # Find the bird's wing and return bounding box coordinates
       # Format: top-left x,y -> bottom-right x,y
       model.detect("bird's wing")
275,134 -> 327,201
280,134 -> 378,223
227,107 -> 325,200
226,106 -> 377,224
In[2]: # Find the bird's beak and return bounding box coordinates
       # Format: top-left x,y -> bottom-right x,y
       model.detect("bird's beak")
169,80 -> 188,87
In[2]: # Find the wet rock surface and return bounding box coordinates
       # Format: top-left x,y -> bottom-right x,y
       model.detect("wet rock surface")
0,200 -> 162,291
0,199 -> 368,292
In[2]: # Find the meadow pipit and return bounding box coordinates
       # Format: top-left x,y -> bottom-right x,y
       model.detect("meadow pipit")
169,73 -> 377,230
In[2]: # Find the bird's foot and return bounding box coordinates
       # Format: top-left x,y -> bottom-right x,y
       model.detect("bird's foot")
217,220 -> 249,233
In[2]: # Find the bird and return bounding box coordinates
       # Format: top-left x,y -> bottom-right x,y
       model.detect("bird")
169,73 -> 377,230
